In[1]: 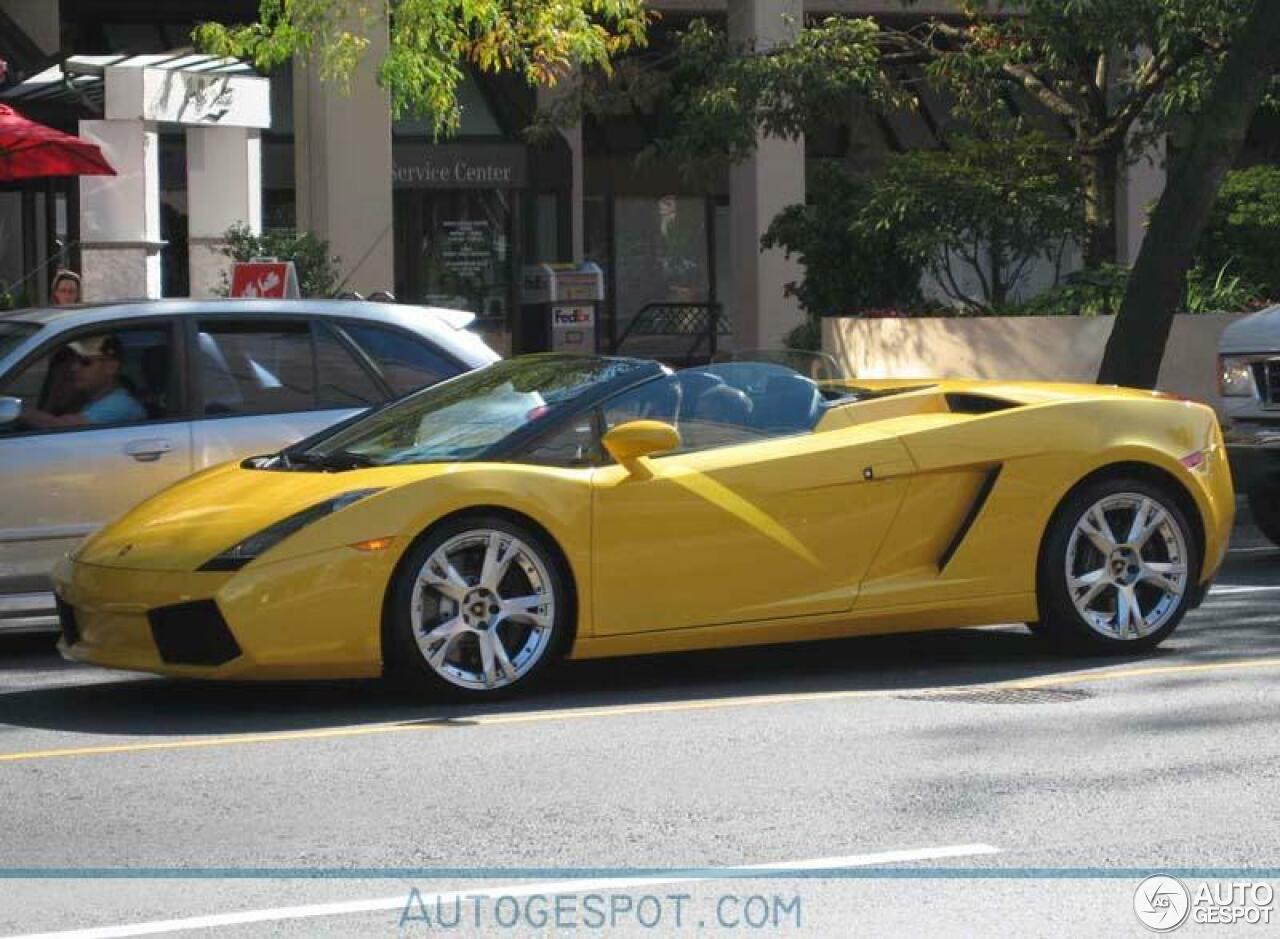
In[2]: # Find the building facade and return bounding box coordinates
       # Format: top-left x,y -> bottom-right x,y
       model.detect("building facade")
0,0 -> 1167,354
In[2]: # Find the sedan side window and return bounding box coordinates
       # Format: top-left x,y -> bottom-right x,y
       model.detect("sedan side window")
0,326 -> 174,434
340,322 -> 462,396
197,320 -> 314,416
315,324 -> 384,408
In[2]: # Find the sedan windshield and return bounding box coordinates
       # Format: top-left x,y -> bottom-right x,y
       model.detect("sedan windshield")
0,321 -> 39,360
298,355 -> 648,466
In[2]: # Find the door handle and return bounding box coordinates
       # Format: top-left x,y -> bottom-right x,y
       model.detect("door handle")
124,438 -> 173,462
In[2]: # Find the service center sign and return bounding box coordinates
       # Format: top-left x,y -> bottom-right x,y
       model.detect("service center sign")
230,261 -> 300,299
393,144 -> 527,189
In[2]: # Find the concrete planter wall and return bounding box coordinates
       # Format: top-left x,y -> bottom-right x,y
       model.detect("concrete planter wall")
823,313 -> 1247,407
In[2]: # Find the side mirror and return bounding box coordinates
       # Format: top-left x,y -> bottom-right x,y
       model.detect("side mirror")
0,396 -> 20,426
602,420 -> 680,478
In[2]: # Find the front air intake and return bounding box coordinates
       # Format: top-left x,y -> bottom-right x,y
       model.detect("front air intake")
147,600 -> 242,666
55,597 -> 79,646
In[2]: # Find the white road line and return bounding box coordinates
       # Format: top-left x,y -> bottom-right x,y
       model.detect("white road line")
1228,545 -> 1278,555
1209,585 -> 1280,595
5,844 -> 1001,939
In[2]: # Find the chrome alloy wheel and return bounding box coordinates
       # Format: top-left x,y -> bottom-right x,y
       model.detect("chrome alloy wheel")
409,529 -> 556,691
1064,492 -> 1190,641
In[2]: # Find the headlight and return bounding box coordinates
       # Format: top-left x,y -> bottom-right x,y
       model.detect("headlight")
1219,356 -> 1258,398
199,489 -> 384,572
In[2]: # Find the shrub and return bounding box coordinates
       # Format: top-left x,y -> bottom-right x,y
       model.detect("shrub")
860,133 -> 1084,313
1015,264 -> 1131,316
1013,261 -> 1268,316
1198,165 -> 1280,300
763,163 -> 924,317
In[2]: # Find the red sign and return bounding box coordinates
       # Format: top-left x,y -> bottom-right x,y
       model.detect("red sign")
230,261 -> 300,299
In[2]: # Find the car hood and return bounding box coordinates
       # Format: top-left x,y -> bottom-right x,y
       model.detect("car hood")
1221,304 -> 1280,355
76,460 -> 444,572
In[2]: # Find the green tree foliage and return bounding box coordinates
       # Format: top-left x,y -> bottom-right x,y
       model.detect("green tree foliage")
531,16 -> 896,176
861,134 -> 1084,312
761,164 -> 923,317
908,0 -> 1250,268
1099,0 -> 1280,387
194,0 -> 651,135
216,223 -> 341,298
1196,165 -> 1280,300
634,2 -> 1250,269
645,17 -> 897,173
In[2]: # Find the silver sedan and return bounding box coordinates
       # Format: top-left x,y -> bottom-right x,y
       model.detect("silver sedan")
0,298 -> 499,632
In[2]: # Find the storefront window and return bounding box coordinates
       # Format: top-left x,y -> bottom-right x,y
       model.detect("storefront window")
159,133 -> 188,298
530,193 -> 559,262
0,194 -> 23,303
613,195 -> 710,334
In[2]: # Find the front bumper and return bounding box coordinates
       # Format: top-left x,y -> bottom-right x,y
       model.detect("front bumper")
1223,419 -> 1280,494
52,546 -> 396,681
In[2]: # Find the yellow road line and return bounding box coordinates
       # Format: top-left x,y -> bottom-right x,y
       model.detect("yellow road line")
4,655 -> 1280,764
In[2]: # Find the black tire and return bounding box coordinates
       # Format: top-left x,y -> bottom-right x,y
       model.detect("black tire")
384,513 -> 574,700
1248,490 -> 1280,548
1035,476 -> 1200,654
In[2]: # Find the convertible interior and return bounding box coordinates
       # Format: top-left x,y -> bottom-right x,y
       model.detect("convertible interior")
652,364 -> 1021,444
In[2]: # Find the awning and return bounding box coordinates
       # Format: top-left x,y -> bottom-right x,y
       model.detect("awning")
0,51 -> 258,115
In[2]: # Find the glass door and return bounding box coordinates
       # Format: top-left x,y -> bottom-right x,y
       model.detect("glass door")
394,189 -> 515,336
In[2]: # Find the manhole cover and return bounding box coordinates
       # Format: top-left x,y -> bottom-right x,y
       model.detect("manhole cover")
899,686 -> 1094,705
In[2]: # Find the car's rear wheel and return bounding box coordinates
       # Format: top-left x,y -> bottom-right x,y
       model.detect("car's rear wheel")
386,514 -> 572,699
1248,490 -> 1280,548
1035,477 -> 1199,653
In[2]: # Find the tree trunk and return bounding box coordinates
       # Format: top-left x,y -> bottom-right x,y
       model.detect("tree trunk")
1098,0 -> 1280,388
988,239 -> 1007,309
1080,144 -> 1120,269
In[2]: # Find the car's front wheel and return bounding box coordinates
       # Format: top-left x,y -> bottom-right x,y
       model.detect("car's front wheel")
386,514 -> 572,699
1036,477 -> 1200,653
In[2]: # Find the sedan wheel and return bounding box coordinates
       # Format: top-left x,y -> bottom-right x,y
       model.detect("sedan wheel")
1037,478 -> 1199,653
387,515 -> 571,698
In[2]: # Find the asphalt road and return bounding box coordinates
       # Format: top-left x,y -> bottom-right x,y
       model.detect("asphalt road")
0,517 -> 1278,937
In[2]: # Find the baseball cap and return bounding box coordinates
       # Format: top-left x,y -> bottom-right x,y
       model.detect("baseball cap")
67,335 -> 122,359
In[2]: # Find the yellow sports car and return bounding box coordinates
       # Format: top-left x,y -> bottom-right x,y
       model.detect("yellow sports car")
54,354 -> 1234,699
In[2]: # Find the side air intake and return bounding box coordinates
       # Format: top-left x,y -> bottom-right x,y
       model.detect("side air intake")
937,465 -> 1003,571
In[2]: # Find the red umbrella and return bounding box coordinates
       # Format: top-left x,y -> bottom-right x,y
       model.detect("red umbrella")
0,104 -> 116,180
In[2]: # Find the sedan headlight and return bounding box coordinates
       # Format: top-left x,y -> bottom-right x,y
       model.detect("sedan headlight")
199,489 -> 384,572
1220,356 -> 1258,398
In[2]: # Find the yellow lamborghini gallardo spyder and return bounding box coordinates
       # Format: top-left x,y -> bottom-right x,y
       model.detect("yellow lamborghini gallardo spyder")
54,354 -> 1234,699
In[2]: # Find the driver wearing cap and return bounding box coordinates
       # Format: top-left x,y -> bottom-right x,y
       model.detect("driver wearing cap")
23,335 -> 146,428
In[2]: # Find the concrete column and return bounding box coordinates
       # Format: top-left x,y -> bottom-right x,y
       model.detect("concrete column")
186,126 -> 262,298
78,119 -> 163,300
293,16 -> 394,295
537,79 -> 585,263
727,0 -> 806,350
1117,136 -> 1167,266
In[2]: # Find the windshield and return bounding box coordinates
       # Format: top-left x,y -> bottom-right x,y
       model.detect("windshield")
300,356 -> 649,466
712,349 -> 845,381
0,321 -> 39,360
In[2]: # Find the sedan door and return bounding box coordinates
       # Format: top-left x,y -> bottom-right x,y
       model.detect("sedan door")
590,376 -> 915,636
0,320 -> 192,622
